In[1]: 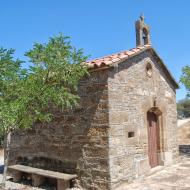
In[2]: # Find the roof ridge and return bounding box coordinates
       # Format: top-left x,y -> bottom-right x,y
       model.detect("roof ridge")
85,45 -> 151,67
86,45 -> 150,63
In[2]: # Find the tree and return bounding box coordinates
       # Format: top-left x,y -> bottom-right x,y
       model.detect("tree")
177,99 -> 190,119
180,66 -> 190,97
179,66 -> 190,119
0,48 -> 25,186
0,34 -> 88,187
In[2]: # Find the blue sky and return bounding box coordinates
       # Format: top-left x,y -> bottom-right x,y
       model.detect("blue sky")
0,0 -> 189,101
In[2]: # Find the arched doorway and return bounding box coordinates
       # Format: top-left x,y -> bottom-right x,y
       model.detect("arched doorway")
147,110 -> 160,168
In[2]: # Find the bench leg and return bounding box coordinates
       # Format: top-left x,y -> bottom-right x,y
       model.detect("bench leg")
57,179 -> 70,190
31,174 -> 45,187
12,171 -> 22,182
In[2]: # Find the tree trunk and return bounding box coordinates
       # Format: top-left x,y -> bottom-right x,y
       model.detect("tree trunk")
1,131 -> 11,187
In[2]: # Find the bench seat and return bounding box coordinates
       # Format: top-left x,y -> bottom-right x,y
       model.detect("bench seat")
8,164 -> 77,190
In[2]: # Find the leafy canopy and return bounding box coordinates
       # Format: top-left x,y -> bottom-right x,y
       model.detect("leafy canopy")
177,98 -> 190,119
180,65 -> 190,97
0,34 -> 88,133
179,66 -> 190,118
0,48 -> 24,133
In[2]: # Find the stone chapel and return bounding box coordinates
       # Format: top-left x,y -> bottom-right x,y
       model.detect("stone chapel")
8,16 -> 179,190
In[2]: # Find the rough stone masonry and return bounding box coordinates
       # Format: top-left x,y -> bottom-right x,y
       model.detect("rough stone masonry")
8,16 -> 179,190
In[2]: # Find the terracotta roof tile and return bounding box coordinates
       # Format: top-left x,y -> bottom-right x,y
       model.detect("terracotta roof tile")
84,44 -> 179,89
85,45 -> 151,68
126,51 -> 134,55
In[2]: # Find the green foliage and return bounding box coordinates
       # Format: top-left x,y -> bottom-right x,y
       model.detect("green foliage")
177,66 -> 190,118
177,98 -> 190,119
0,48 -> 24,133
179,66 -> 190,118
180,66 -> 190,97
0,34 -> 88,134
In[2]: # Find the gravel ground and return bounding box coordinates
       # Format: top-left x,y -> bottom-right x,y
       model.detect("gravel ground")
0,175 -> 80,190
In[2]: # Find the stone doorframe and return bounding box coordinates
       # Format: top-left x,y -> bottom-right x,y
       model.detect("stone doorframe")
142,97 -> 168,167
147,107 -> 163,166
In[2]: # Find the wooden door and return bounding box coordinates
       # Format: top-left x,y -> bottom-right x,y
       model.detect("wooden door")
147,112 -> 159,168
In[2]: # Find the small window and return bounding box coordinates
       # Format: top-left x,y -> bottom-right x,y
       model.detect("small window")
146,63 -> 153,77
128,132 -> 135,138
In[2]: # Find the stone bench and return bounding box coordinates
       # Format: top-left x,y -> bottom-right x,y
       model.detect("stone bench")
8,165 -> 77,190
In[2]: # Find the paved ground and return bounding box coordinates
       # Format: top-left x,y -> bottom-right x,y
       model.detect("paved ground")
117,156 -> 190,190
1,155 -> 190,189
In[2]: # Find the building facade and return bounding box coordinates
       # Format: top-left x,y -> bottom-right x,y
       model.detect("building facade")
8,17 -> 179,190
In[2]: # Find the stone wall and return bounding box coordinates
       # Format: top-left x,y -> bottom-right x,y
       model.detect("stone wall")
107,49 -> 178,189
9,69 -> 111,190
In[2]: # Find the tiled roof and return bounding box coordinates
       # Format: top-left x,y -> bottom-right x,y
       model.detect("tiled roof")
85,44 -> 179,89
85,45 -> 151,68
